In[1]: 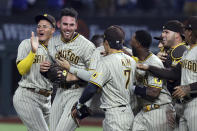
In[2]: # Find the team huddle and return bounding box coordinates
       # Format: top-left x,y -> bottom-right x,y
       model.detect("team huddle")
13,7 -> 197,131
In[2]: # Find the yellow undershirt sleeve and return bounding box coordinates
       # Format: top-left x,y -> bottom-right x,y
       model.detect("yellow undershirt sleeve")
17,50 -> 36,75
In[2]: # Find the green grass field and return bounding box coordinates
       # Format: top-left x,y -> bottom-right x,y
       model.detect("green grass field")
0,123 -> 102,131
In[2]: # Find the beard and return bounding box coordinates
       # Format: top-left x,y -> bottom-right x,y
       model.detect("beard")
132,47 -> 138,57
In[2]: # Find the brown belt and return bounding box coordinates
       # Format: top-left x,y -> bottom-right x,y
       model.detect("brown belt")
60,84 -> 80,89
143,102 -> 171,112
26,88 -> 52,97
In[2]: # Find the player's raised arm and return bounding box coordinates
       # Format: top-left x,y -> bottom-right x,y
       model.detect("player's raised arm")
17,32 -> 39,75
31,31 -> 39,53
137,63 -> 181,80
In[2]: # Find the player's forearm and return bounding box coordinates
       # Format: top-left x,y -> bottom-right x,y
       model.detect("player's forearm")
69,66 -> 93,81
17,51 -> 36,75
189,82 -> 197,92
148,64 -> 181,80
134,85 -> 161,100
79,82 -> 99,104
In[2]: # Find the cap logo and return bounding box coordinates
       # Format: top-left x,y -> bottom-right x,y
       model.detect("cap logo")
44,14 -> 48,17
116,41 -> 120,43
189,24 -> 192,28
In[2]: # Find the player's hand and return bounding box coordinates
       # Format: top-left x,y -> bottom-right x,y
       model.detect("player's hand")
172,85 -> 191,98
40,61 -> 51,72
56,57 -> 71,70
31,32 -> 39,53
157,51 -> 167,62
137,63 -> 149,71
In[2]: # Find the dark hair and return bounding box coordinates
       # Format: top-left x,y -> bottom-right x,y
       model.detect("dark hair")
91,34 -> 104,47
135,30 -> 152,49
60,8 -> 78,20
104,25 -> 125,50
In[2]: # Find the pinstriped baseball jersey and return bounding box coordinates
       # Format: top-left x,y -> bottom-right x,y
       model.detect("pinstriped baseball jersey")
14,39 -> 53,131
179,45 -> 197,131
48,33 -> 95,131
16,39 -> 53,90
181,45 -> 197,86
136,53 -> 172,106
89,45 -> 133,71
48,33 -> 95,70
89,51 -> 137,109
132,53 -> 173,131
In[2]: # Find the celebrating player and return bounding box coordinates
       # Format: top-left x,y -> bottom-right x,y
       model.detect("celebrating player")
13,14 -> 56,131
131,30 -> 173,131
70,25 -> 136,131
137,16 -> 197,131
40,8 -> 95,131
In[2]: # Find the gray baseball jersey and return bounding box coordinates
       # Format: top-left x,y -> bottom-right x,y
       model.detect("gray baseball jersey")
13,39 -> 52,131
48,33 -> 95,131
89,51 -> 136,131
132,53 -> 173,131
179,45 -> 197,131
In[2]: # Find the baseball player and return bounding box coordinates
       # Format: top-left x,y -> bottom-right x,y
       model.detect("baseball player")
154,20 -> 189,131
130,30 -> 173,131
161,20 -> 188,94
13,14 -> 56,131
70,25 -> 136,131
40,8 -> 95,131
137,16 -> 197,131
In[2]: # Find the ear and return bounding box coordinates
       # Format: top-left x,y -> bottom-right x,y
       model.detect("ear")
51,28 -> 55,34
57,20 -> 60,28
76,20 -> 78,30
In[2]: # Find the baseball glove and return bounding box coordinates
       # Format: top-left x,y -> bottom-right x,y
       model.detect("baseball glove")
46,63 -> 67,85
71,102 -> 92,127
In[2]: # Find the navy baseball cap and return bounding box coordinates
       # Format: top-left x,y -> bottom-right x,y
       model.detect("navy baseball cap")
184,16 -> 197,30
163,20 -> 185,38
35,13 -> 56,28
104,25 -> 124,50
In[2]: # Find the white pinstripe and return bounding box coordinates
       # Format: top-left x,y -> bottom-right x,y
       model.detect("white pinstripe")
13,87 -> 51,131
132,53 -> 172,131
14,39 -> 53,131
103,105 -> 134,131
178,46 -> 197,131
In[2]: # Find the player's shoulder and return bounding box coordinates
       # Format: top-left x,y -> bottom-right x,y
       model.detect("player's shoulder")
49,34 -> 61,44
171,42 -> 188,59
77,34 -> 95,48
148,53 -> 164,68
18,39 -> 30,48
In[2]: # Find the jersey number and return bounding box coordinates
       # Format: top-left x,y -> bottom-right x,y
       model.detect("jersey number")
124,69 -> 131,89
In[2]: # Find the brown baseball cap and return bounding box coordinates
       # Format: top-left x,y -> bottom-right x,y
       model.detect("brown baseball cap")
163,20 -> 185,38
184,16 -> 197,30
35,13 -> 56,28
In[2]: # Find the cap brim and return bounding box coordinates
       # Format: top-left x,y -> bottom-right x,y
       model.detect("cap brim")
35,15 -> 47,24
35,15 -> 55,27
154,36 -> 163,41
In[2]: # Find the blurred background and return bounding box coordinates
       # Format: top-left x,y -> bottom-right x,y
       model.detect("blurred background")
0,0 -> 197,130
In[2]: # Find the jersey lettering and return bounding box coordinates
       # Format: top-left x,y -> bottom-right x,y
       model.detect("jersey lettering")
124,69 -> 131,89
182,59 -> 197,72
55,50 -> 80,64
121,59 -> 131,67
33,55 -> 45,63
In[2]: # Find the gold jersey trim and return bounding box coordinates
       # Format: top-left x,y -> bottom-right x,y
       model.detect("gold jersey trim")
89,81 -> 102,88
171,42 -> 186,60
61,33 -> 79,43
138,53 -> 153,63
